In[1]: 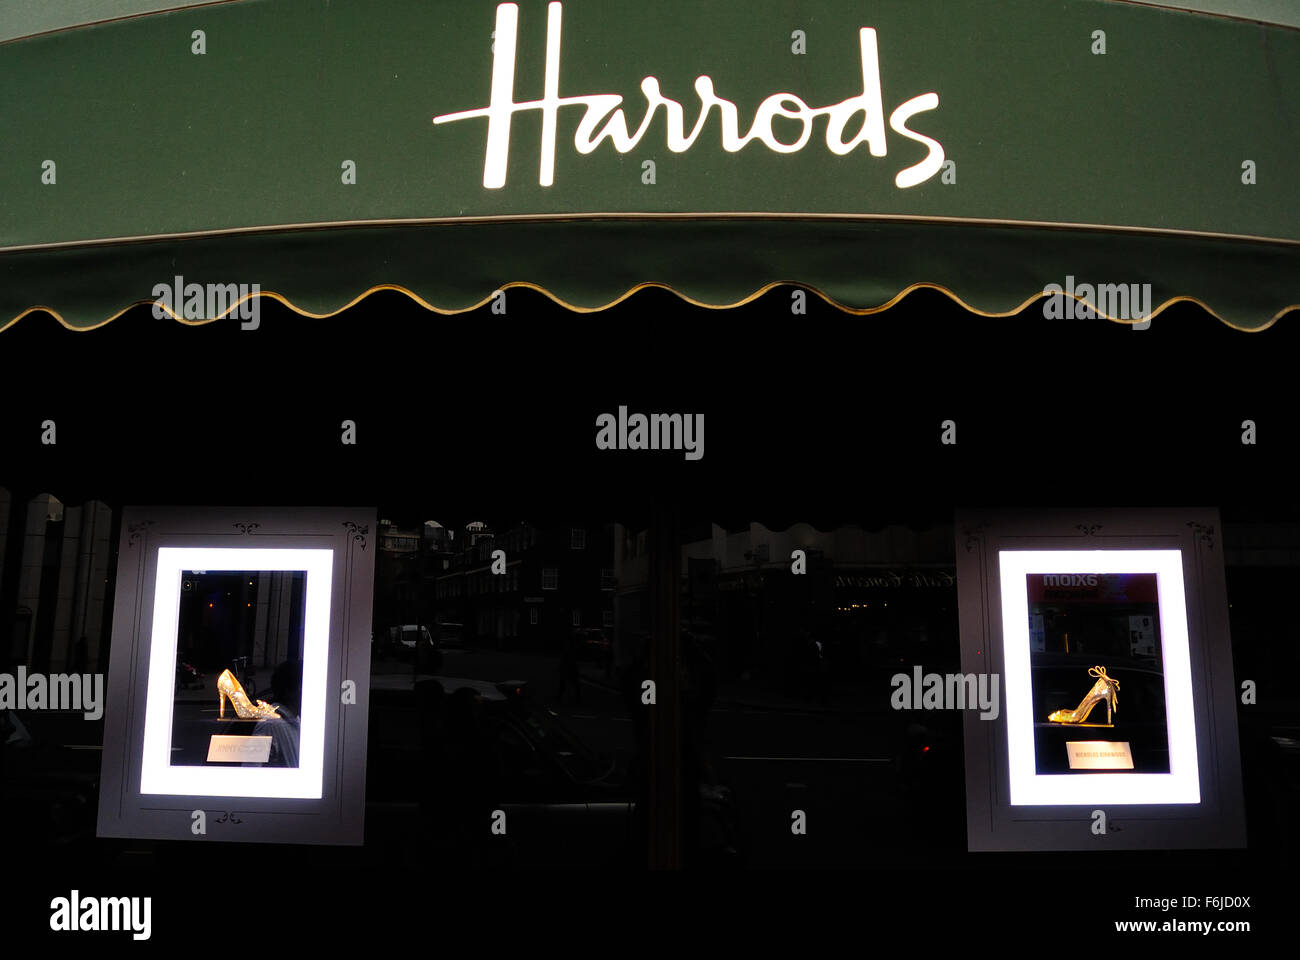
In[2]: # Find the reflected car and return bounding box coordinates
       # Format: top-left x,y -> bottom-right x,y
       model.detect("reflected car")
572,628 -> 610,661
369,676 -> 636,867
387,624 -> 435,658
434,621 -> 466,649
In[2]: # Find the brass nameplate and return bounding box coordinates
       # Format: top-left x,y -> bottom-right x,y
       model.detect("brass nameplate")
206,735 -> 273,763
1065,740 -> 1134,770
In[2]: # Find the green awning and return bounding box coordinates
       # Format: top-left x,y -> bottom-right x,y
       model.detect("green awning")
2,0 -> 1297,330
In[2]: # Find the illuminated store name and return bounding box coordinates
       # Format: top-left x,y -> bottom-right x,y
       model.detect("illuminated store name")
434,2 -> 945,189
1042,575 -> 1099,587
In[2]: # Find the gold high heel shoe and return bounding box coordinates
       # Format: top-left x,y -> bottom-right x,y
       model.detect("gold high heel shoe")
1047,665 -> 1120,726
216,669 -> 281,720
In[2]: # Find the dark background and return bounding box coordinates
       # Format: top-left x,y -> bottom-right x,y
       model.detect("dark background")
1,288 -> 1294,941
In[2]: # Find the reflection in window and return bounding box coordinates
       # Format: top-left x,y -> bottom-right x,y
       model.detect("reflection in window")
171,570 -> 305,769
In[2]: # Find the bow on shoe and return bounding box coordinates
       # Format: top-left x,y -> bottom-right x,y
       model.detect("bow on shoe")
1089,665 -> 1119,709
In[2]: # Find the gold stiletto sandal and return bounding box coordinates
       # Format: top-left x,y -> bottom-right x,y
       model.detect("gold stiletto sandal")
1047,665 -> 1120,726
216,669 -> 282,720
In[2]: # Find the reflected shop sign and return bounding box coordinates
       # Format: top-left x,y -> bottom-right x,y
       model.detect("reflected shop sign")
836,569 -> 956,591
715,567 -> 955,594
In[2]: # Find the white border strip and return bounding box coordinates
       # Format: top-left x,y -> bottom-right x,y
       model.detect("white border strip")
140,547 -> 333,799
998,549 -> 1200,806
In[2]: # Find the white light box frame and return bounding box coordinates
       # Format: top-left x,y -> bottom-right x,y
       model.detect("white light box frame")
97,507 -> 376,845
998,549 -> 1198,807
141,547 -> 333,800
956,509 -> 1245,852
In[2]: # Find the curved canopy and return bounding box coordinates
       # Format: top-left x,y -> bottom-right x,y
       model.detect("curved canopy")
2,0 -> 1297,330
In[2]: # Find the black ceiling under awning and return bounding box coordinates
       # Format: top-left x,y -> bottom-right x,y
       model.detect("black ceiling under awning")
2,285 -> 1295,522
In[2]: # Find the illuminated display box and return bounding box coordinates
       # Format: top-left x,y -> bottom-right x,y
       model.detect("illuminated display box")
956,509 -> 1244,851
97,507 -> 375,844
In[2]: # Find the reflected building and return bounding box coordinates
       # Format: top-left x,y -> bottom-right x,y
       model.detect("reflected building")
614,521 -> 959,687
0,492 -> 115,672
176,570 -> 305,677
432,521 -> 614,649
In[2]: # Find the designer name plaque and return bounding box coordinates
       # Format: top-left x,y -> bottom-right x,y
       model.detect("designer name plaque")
207,736 -> 273,764
1066,741 -> 1134,771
